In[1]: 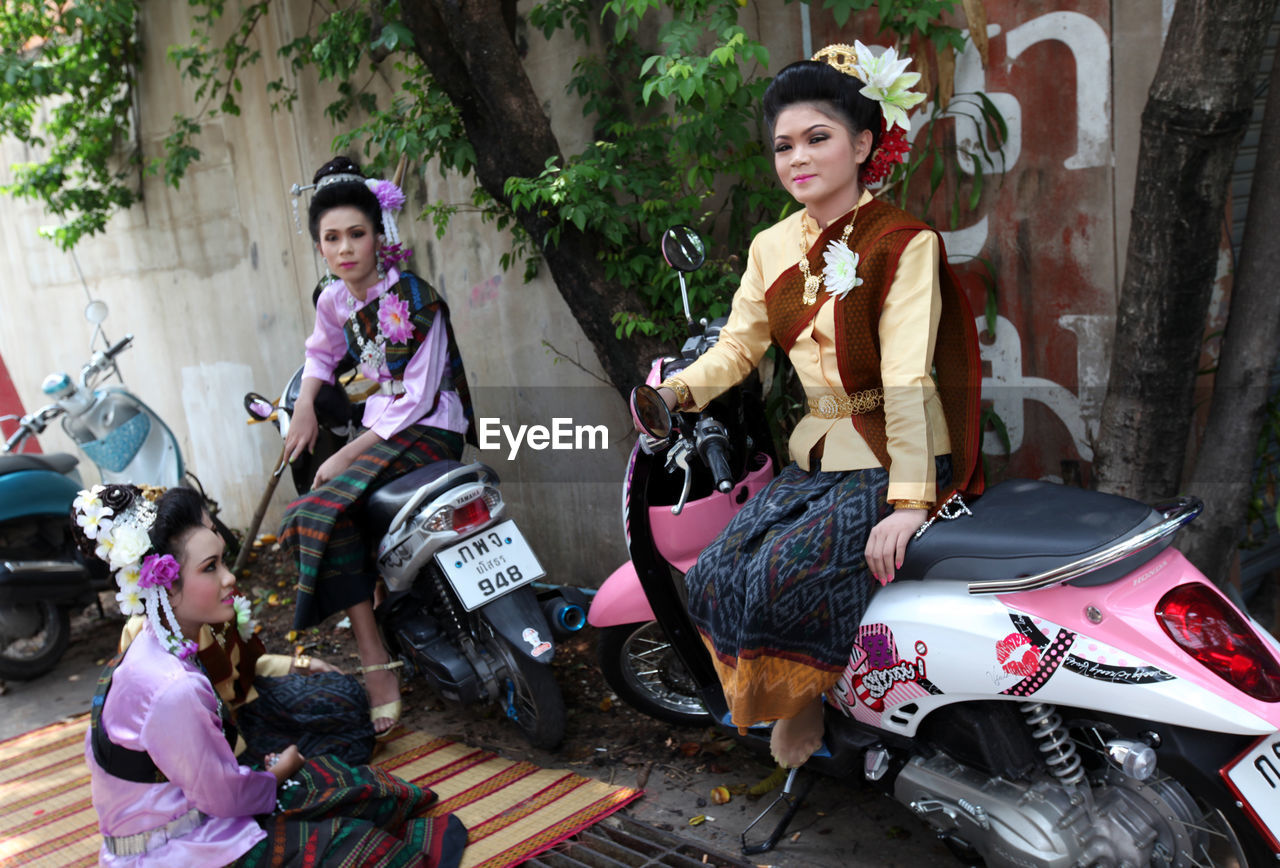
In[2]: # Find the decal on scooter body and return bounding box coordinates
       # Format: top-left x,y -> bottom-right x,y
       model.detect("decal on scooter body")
999,612 -> 1175,689
845,579 -> 1273,736
831,624 -> 940,724
522,627 -> 552,657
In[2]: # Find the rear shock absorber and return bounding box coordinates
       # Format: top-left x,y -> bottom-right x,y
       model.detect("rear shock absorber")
1021,702 -> 1085,788
429,567 -> 468,642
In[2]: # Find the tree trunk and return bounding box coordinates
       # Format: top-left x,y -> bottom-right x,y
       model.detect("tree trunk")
1094,0 -> 1278,500
399,0 -> 665,393
1180,54 -> 1280,586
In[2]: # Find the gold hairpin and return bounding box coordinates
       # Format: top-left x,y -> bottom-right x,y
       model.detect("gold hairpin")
812,43 -> 865,80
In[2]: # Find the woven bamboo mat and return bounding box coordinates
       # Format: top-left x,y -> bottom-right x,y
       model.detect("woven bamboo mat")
0,715 -> 641,867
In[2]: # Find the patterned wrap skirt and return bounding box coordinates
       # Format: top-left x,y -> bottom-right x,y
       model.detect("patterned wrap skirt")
685,456 -> 952,729
232,755 -> 467,868
281,424 -> 464,629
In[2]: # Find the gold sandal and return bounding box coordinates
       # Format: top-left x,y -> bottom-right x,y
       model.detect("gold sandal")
355,659 -> 405,740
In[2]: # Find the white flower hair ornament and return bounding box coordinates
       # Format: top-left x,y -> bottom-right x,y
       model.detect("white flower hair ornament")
70,485 -> 206,660
811,41 -> 924,186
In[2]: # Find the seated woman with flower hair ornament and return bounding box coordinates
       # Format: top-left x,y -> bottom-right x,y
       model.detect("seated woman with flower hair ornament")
654,43 -> 984,769
278,156 -> 475,738
72,483 -> 467,868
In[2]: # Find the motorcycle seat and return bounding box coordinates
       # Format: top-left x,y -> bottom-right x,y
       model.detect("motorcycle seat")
896,479 -> 1167,588
365,461 -> 500,538
0,452 -> 79,478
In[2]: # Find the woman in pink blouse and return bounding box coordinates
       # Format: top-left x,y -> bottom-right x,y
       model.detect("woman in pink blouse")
279,157 -> 474,736
75,484 -> 466,867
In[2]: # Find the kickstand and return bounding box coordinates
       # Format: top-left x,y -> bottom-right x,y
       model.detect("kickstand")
740,767 -> 815,855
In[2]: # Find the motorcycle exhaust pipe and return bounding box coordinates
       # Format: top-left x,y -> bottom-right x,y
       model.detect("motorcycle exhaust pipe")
540,595 -> 587,639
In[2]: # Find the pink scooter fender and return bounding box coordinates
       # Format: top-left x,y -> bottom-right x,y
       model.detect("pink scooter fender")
588,561 -> 655,627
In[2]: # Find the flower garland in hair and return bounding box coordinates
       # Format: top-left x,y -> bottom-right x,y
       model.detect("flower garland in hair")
365,178 -> 414,273
812,41 -> 925,187
71,485 -> 196,660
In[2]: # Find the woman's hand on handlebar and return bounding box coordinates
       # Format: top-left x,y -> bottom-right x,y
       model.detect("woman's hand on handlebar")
864,508 -> 927,586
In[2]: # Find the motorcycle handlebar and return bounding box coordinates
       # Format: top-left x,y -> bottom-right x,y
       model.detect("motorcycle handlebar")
80,334 -> 133,388
694,418 -> 733,494
704,441 -> 733,493
103,334 -> 134,361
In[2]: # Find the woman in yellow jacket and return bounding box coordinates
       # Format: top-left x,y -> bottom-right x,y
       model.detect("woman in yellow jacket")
656,44 -> 983,769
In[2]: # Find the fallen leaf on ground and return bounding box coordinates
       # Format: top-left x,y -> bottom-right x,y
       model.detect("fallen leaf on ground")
748,765 -> 788,797
710,785 -> 731,805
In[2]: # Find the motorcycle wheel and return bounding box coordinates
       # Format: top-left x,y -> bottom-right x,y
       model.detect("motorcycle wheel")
491,639 -> 566,751
599,621 -> 711,726
0,602 -> 71,681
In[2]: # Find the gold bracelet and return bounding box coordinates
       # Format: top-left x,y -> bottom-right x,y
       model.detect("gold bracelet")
659,377 -> 691,408
891,499 -> 933,511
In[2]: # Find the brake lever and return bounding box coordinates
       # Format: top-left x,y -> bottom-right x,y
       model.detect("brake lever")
666,442 -> 694,516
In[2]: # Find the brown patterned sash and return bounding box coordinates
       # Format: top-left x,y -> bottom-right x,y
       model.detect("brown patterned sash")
763,199 -> 984,504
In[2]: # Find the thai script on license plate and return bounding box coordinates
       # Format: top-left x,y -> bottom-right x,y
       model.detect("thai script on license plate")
435,519 -> 545,611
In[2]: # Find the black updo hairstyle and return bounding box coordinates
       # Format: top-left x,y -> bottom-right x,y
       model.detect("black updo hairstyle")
148,487 -> 210,563
762,60 -> 883,166
308,155 -> 384,242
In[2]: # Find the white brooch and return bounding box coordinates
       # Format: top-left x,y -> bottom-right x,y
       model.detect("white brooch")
822,240 -> 864,301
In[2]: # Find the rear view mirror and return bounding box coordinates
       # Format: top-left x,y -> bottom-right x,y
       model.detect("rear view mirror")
244,392 -> 276,421
631,385 -> 672,439
661,226 -> 706,273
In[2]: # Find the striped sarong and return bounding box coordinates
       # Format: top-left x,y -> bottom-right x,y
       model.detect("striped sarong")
281,424 -> 463,629
685,456 -> 951,729
233,755 -> 467,868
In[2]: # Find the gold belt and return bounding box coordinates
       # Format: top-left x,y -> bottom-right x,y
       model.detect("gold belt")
807,388 -> 884,418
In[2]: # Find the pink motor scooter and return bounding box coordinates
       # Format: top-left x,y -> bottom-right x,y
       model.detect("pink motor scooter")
592,225 -> 1280,865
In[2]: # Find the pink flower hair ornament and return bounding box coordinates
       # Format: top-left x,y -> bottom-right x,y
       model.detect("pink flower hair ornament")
138,553 -> 181,590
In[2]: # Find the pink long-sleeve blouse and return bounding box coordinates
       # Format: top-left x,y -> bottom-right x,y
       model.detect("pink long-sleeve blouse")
86,622 -> 277,866
301,267 -> 468,440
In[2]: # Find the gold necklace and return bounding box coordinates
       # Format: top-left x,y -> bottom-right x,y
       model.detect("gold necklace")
799,202 -> 860,305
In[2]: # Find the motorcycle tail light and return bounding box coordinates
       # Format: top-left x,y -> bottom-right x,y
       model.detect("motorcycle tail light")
452,498 -> 490,533
1156,583 -> 1280,702
424,506 -> 453,532
482,487 -> 501,512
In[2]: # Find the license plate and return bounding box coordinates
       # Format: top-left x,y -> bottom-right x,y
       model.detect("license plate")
1222,732 -> 1280,851
434,519 -> 545,611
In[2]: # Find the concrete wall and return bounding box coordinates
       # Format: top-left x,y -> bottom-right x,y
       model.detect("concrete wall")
0,1 -> 1168,582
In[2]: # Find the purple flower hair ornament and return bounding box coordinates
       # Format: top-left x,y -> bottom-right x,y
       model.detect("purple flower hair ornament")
379,242 -> 413,273
139,553 -> 181,590
367,179 -> 406,213
176,640 -> 199,661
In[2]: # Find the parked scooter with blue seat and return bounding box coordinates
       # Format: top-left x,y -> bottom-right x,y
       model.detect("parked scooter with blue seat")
0,300 -> 198,679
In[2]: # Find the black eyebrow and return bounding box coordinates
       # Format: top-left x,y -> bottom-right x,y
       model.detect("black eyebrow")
773,123 -> 834,142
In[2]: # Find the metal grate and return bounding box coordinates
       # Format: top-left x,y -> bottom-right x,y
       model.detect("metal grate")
525,812 -> 755,868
